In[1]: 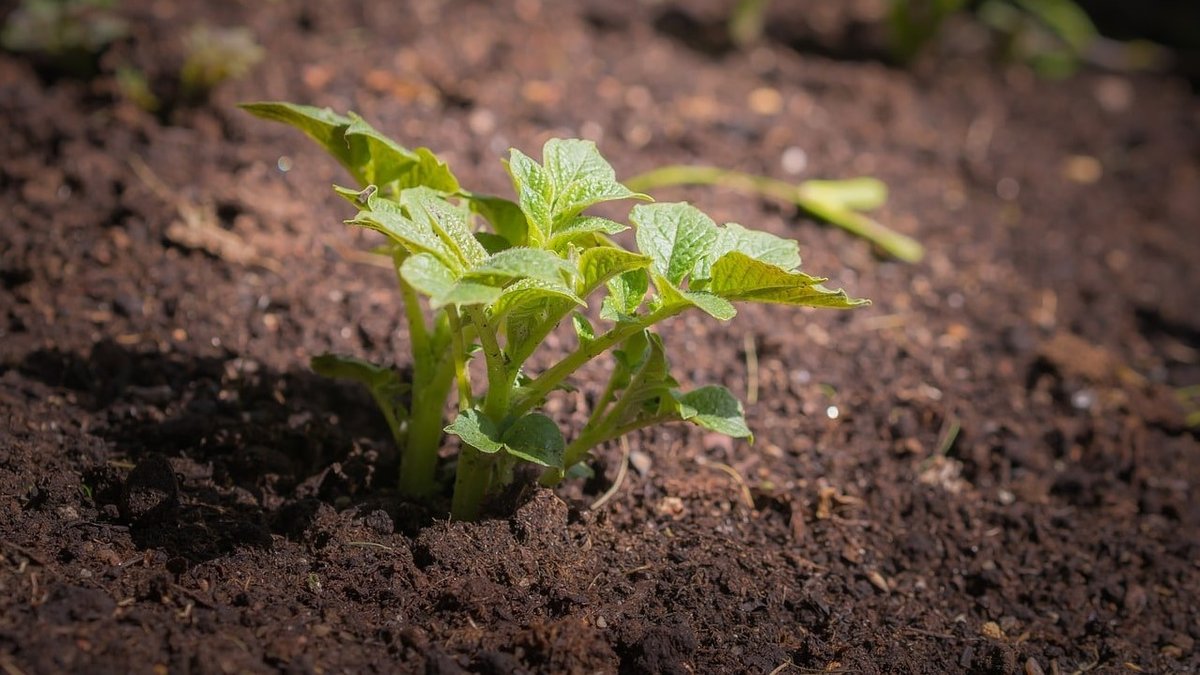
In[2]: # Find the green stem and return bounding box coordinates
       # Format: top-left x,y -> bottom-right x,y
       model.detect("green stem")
540,413 -> 674,487
465,306 -> 511,422
584,370 -> 620,430
445,309 -> 473,411
511,305 -> 681,419
451,445 -> 494,520
624,165 -> 924,263
394,260 -> 448,496
398,272 -> 429,358
399,383 -> 447,496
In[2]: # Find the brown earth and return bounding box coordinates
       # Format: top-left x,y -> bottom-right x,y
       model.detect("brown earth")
1,1 -> 1198,673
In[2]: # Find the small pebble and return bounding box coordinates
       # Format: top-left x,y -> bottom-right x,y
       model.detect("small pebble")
629,450 -> 652,477
781,146 -> 807,175
748,87 -> 783,115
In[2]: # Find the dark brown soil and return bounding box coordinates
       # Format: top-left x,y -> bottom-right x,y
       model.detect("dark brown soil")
2,1 -> 1198,673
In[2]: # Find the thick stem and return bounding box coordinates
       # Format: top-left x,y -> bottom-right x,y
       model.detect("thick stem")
397,356 -> 455,496
451,446 -> 494,520
392,260 -> 446,496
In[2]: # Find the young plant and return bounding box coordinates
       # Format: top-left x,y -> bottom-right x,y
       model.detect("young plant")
1,0 -> 127,77
180,25 -> 263,103
242,102 -> 868,520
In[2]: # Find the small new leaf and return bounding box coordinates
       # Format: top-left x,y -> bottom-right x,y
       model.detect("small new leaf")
400,187 -> 487,267
467,193 -> 528,247
444,409 -> 503,454
547,215 -> 628,250
348,195 -> 459,270
576,247 -> 652,298
311,353 -> 401,391
500,413 -> 565,468
508,139 -> 647,244
464,247 -> 577,286
600,268 -> 649,321
675,385 -> 752,440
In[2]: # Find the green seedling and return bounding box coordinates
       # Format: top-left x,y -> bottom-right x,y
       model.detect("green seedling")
892,0 -> 1165,77
180,25 -> 263,102
624,165 -> 924,263
729,0 -> 772,48
1,0 -> 127,77
115,65 -> 159,112
242,102 -> 868,520
889,0 -> 968,63
1178,386 -> 1200,429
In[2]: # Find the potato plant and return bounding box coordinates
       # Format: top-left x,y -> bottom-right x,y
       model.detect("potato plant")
243,102 -> 868,520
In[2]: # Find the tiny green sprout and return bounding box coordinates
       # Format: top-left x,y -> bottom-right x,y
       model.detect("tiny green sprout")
1,0 -> 127,77
180,25 -> 263,102
242,102 -> 868,520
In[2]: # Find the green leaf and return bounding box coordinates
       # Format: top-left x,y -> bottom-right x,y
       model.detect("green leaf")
600,268 -> 648,321
441,282 -> 503,308
491,278 -> 583,322
242,103 -> 460,192
400,187 -> 488,267
653,272 -> 737,321
631,202 -> 718,286
707,251 -> 824,298
542,139 -> 648,223
577,247 -> 652,298
706,251 -> 866,308
681,290 -> 737,320
394,146 -> 461,193
399,253 -> 456,302
464,247 -> 576,286
1012,0 -> 1097,54
348,197 -> 459,269
468,194 -> 528,247
707,251 -> 867,308
613,329 -> 651,373
565,462 -> 595,480
494,278 -> 584,366
675,385 -> 752,439
548,216 -> 629,250
572,312 -> 596,346
500,413 -> 565,468
733,283 -> 870,308
694,223 -> 802,281
474,232 -> 512,255
444,409 -> 503,454
508,139 -> 648,245
506,149 -> 553,246
240,102 -> 358,178
342,114 -> 421,187
310,354 -> 408,432
608,333 -> 677,425
311,353 -> 400,390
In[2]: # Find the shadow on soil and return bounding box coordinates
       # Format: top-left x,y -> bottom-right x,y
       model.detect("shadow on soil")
16,339 -> 447,562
